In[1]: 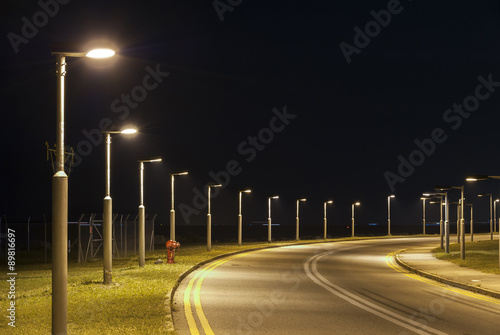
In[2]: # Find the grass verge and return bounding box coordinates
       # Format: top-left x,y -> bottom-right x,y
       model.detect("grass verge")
432,239 -> 500,274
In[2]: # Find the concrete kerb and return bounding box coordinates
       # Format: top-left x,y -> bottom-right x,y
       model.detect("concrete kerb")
395,250 -> 500,300
166,235 -> 437,331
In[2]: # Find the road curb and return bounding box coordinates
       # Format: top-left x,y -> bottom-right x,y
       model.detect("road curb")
394,250 -> 500,300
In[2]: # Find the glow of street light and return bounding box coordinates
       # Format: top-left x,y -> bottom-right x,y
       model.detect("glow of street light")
299,198 -> 307,202
389,195 -> 395,198
86,48 -> 115,58
120,128 -> 137,134
354,202 -> 360,206
243,189 -> 252,193
326,200 -> 333,204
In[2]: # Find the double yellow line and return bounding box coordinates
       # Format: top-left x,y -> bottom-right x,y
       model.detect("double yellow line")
183,252 -> 256,335
385,250 -> 500,305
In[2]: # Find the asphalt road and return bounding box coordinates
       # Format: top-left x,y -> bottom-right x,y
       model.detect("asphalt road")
173,237 -> 500,334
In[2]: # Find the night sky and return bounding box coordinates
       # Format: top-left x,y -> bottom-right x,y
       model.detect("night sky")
2,1 -> 500,237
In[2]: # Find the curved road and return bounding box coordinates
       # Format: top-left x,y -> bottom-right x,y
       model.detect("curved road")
173,237 -> 500,334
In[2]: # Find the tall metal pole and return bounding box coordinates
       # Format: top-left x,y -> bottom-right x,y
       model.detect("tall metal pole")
490,195 -> 493,240
238,191 -> 243,246
268,197 -> 272,243
469,204 -> 474,242
207,184 -> 221,251
422,198 -> 426,235
52,54 -> 68,335
170,175 -> 175,241
388,196 -> 393,236
445,192 -> 449,253
460,187 -> 465,260
207,186 -> 212,251
439,196 -> 443,249
138,162 -> 145,267
323,202 -> 327,239
296,200 -> 300,241
103,133 -> 113,284
351,204 -> 355,238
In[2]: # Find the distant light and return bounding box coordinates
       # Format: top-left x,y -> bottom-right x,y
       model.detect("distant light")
326,200 -> 333,204
299,198 -> 307,202
243,189 -> 252,193
121,128 -> 137,134
270,196 -> 279,199
422,193 -> 432,196
466,178 -> 477,182
149,158 -> 162,162
86,48 -> 115,58
354,202 -> 360,206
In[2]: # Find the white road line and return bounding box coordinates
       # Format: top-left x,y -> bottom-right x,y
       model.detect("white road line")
304,251 -> 449,335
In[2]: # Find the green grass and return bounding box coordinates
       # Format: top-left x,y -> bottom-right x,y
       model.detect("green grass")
432,239 -> 500,274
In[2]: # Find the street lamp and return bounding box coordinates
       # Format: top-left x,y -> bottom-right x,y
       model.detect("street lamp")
268,196 -> 279,242
50,46 -> 115,335
435,185 -> 464,259
387,195 -> 395,236
103,128 -> 137,283
425,191 -> 448,252
296,198 -> 307,241
238,189 -> 252,246
351,202 -> 360,237
420,197 -> 427,235
466,203 -> 474,241
495,199 -> 499,234
170,171 -> 188,242
138,157 -> 162,268
323,200 -> 333,239
468,175 -> 500,268
207,184 -> 222,251
477,193 -> 493,240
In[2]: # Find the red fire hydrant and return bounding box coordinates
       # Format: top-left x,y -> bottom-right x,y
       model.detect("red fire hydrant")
166,240 -> 181,264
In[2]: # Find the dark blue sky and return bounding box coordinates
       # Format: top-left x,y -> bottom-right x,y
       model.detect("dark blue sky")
2,1 -> 500,235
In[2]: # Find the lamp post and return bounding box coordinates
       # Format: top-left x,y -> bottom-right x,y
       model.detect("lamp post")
323,200 -> 333,239
170,171 -> 188,242
477,193 -> 493,240
138,157 -> 162,268
435,185 -> 464,259
467,175 -> 500,268
296,198 -> 307,241
387,195 -> 395,236
420,197 -> 427,235
50,46 -> 115,334
268,196 -> 279,242
351,202 -> 360,237
103,128 -> 137,283
425,191 -> 449,252
495,199 -> 499,234
238,189 -> 252,246
466,203 -> 474,241
207,184 -> 222,251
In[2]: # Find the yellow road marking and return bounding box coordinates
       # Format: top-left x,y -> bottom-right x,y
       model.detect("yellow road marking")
385,251 -> 500,305
184,251 -> 262,334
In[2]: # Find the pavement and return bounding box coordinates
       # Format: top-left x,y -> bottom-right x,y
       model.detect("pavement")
395,238 -> 500,299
